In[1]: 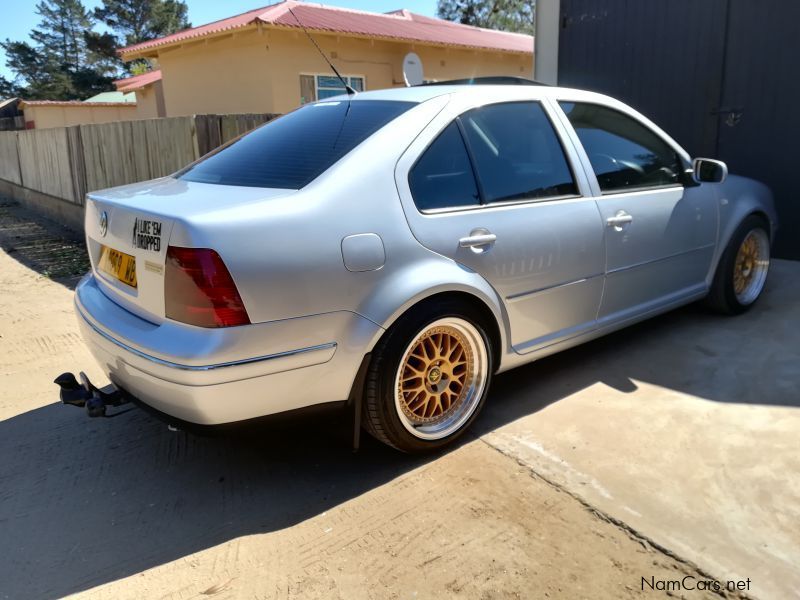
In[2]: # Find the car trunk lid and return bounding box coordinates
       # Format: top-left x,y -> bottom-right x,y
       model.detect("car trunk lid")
85,177 -> 294,323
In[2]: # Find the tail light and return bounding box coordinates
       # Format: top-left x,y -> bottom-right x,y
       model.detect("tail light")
165,246 -> 250,328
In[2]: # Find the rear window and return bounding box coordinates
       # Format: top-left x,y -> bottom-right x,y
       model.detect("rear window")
179,100 -> 415,189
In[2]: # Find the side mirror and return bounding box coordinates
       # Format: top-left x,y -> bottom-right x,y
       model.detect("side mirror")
693,158 -> 728,184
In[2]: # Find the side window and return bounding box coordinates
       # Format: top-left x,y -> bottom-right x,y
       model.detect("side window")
409,122 -> 480,211
560,102 -> 683,193
459,102 -> 578,203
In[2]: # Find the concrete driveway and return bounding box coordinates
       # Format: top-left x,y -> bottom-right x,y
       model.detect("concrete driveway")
481,259 -> 800,600
1,200 -> 798,599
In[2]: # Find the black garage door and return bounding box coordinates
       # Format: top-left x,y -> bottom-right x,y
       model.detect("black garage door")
558,0 -> 800,259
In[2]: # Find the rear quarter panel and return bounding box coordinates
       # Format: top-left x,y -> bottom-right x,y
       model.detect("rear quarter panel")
162,93 -> 509,359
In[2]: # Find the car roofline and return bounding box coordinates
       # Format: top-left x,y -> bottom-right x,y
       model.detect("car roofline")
417,76 -> 551,87
317,82 -> 606,105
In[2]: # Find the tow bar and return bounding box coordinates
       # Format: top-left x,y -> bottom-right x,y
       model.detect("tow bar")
54,372 -> 132,418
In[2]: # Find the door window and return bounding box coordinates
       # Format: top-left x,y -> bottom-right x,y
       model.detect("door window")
560,102 -> 683,193
460,102 -> 578,203
409,122 -> 481,211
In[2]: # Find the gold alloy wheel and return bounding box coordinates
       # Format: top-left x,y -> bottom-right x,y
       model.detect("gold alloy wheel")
732,228 -> 770,305
398,325 -> 473,424
394,318 -> 488,440
733,232 -> 759,295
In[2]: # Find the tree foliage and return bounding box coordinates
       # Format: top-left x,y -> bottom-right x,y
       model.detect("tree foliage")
2,0 -> 110,100
437,0 -> 535,35
0,75 -> 20,99
30,0 -> 93,67
1,0 -> 189,100
88,0 -> 190,73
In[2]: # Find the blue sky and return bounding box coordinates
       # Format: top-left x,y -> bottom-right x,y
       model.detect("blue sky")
1,0 -> 438,81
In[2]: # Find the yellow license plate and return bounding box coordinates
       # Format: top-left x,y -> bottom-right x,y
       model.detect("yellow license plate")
98,245 -> 137,288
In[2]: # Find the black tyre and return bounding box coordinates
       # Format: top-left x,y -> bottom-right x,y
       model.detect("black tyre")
363,299 -> 494,453
706,215 -> 771,315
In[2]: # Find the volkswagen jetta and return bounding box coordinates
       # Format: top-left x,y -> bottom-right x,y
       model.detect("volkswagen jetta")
71,82 -> 776,452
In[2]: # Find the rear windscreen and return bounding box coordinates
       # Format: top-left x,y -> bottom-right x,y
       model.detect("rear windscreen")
179,100 -> 416,189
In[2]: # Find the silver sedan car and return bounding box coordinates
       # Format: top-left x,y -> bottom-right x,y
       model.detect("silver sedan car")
73,82 -> 776,452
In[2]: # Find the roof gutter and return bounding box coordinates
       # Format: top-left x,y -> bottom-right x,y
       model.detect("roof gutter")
19,101 -> 137,108
119,19 -> 267,61
119,22 -> 534,62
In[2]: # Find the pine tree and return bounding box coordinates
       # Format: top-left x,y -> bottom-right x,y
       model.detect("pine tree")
150,0 -> 190,38
88,0 -> 190,74
0,75 -> 20,99
437,0 -> 536,35
2,0 -> 112,100
1,40 -> 56,98
30,0 -> 93,69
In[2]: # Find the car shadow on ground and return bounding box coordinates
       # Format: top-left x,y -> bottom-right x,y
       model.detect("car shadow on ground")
3,277 -> 798,598
1,202 -> 798,598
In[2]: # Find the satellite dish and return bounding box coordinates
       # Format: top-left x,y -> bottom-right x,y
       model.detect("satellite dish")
402,52 -> 424,87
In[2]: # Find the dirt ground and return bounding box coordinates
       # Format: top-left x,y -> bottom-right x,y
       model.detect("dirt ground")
0,200 -> 775,599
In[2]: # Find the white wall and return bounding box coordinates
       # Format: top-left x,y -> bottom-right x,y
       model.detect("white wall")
535,0 -> 561,84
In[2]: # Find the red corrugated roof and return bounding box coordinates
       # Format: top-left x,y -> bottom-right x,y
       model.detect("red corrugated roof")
120,1 -> 533,56
114,69 -> 162,92
19,100 -> 137,108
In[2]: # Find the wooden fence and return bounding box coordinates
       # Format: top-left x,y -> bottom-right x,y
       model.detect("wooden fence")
0,113 -> 277,208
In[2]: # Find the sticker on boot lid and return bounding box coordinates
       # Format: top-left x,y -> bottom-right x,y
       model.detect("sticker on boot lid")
132,218 -> 162,251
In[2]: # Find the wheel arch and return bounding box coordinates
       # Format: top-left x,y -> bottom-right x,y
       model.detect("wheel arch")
357,260 -> 509,371
746,209 -> 772,234
389,290 -> 502,364
709,176 -> 777,285
357,286 -> 502,452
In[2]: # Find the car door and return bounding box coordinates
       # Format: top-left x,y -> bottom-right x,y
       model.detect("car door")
395,98 -> 606,354
555,100 -> 718,323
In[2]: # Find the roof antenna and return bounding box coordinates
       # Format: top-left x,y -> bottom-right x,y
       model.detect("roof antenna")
287,6 -> 356,96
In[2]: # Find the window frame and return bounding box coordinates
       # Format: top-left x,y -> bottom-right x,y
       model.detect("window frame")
408,100 -> 584,215
555,99 -> 692,197
408,121 -> 482,214
300,72 -> 366,103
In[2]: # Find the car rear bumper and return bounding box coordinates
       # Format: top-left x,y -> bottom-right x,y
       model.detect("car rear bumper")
75,274 -> 381,425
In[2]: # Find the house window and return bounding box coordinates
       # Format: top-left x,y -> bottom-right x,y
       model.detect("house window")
300,74 -> 365,104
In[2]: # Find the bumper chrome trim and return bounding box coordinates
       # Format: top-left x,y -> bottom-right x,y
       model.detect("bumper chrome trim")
77,306 -> 337,372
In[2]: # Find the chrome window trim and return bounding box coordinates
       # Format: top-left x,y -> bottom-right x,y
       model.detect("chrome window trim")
77,307 -> 337,372
419,192 -> 585,215
485,192 -> 584,209
599,183 -> 685,196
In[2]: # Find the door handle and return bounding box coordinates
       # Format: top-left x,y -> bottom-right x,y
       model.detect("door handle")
606,211 -> 633,231
459,233 -> 497,247
459,230 -> 497,253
